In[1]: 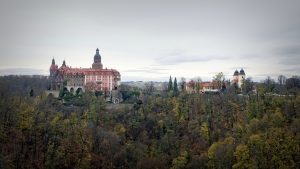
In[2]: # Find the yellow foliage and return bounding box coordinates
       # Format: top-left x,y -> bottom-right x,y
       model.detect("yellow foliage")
115,123 -> 126,136
171,150 -> 188,169
200,122 -> 209,142
233,144 -> 254,169
18,103 -> 34,130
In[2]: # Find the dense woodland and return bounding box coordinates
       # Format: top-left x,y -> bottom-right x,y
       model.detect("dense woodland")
0,75 -> 300,169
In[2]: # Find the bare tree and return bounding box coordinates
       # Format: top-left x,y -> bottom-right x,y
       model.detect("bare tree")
212,72 -> 225,89
278,75 -> 286,86
144,81 -> 155,95
195,77 -> 202,93
242,77 -> 254,94
180,77 -> 186,92
264,76 -> 276,93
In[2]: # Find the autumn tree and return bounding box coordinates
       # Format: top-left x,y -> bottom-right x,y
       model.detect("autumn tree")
212,72 -> 225,89
241,77 -> 254,94
180,77 -> 186,92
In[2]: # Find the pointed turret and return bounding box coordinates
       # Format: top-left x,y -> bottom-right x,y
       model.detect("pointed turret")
94,48 -> 101,63
50,57 -> 57,77
52,57 -> 55,64
62,60 -> 66,67
92,48 -> 103,69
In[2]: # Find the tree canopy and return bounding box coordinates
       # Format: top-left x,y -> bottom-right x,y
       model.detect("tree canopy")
0,75 -> 299,169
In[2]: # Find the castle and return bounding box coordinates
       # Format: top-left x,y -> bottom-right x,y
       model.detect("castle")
232,69 -> 245,87
49,48 -> 121,94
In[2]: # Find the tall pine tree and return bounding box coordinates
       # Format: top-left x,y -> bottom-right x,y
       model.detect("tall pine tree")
168,76 -> 173,91
173,77 -> 178,94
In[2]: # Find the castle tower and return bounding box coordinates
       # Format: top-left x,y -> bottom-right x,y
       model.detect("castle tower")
92,48 -> 103,69
62,60 -> 66,67
238,69 -> 246,87
232,70 -> 239,85
50,58 -> 57,77
49,58 -> 58,90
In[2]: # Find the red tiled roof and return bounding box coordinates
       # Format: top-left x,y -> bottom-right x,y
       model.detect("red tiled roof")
201,82 -> 213,87
57,66 -> 120,76
187,81 -> 214,87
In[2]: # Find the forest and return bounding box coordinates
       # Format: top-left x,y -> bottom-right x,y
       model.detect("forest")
0,75 -> 300,169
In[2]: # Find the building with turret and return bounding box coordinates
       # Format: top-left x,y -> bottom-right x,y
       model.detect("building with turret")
232,69 -> 246,88
49,48 -> 121,94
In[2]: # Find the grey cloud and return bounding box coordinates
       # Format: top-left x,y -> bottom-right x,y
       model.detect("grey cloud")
122,67 -> 168,74
274,46 -> 300,65
281,67 -> 300,74
255,73 -> 281,77
275,46 -> 300,56
0,0 -> 300,81
121,75 -> 169,82
155,50 -> 228,65
261,25 -> 300,43
279,56 -> 300,65
230,67 -> 249,71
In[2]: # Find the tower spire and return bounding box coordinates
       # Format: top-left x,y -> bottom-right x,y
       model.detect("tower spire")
62,59 -> 66,67
92,48 -> 103,69
52,57 -> 55,64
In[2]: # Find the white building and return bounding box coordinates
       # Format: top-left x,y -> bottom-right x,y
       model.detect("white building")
232,69 -> 245,88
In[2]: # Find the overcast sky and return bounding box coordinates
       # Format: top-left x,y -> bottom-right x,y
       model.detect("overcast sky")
0,0 -> 299,82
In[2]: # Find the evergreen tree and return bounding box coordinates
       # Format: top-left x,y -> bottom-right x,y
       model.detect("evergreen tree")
173,77 -> 178,94
168,76 -> 173,91
29,89 -> 34,97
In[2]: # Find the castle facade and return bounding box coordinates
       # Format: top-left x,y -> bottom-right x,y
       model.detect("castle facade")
49,48 -> 121,94
232,69 -> 246,88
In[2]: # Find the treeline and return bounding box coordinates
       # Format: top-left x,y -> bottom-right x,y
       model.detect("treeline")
0,75 -> 49,97
0,75 -> 300,169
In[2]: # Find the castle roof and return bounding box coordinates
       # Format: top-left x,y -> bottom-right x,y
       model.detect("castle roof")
57,66 -> 120,76
50,58 -> 57,70
233,70 -> 239,76
94,48 -> 101,61
240,69 -> 245,75
201,82 -> 214,87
